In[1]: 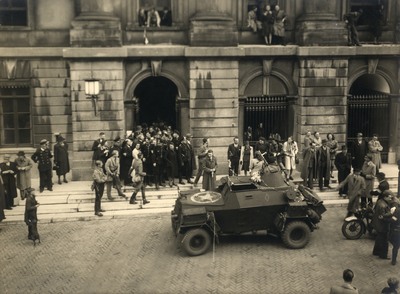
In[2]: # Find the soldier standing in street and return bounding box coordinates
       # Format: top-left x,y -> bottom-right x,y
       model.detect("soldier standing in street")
334,146 -> 352,197
92,160 -> 107,217
31,139 -> 53,193
0,154 -> 18,209
335,168 -> 366,219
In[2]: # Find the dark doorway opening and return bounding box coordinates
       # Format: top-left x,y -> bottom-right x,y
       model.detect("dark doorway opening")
134,76 -> 178,130
347,74 -> 390,163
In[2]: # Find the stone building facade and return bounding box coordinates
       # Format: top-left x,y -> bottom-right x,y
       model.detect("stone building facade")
0,0 -> 399,180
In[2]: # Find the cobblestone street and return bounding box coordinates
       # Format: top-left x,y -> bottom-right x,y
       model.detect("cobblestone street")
1,206 -> 399,294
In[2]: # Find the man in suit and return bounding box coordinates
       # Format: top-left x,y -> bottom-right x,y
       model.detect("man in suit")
317,139 -> 331,191
152,135 -> 165,189
178,136 -> 193,184
31,139 -> 53,193
227,137 -> 241,176
335,145 -> 352,197
335,168 -> 366,219
372,190 -> 393,259
301,142 -> 318,189
92,132 -> 107,163
105,150 -> 126,200
141,137 -> 154,187
0,154 -> 18,209
349,132 -> 368,170
360,155 -> 376,208
330,269 -> 359,294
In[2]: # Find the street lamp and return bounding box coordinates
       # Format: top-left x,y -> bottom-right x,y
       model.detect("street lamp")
85,79 -> 100,116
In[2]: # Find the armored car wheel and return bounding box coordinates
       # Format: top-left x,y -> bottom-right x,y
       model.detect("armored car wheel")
342,220 -> 365,240
281,221 -> 311,249
182,228 -> 211,256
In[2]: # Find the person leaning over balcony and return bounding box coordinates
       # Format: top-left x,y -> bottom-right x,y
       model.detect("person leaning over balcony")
105,150 -> 126,200
147,6 -> 160,27
368,134 -> 383,174
138,8 -> 147,27
282,136 -> 298,181
160,6 -> 172,26
202,150 -> 217,191
15,151 -> 33,201
326,133 -> 338,179
31,139 -> 53,193
92,160 -> 107,217
194,138 -> 209,187
247,6 -> 258,34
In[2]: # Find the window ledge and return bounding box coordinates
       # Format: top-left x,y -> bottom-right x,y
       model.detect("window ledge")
126,25 -> 186,31
0,26 -> 32,31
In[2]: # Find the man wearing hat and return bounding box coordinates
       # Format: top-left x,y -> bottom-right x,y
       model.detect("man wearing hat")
349,133 -> 368,170
316,139 -> 332,190
360,155 -> 376,208
0,154 -> 18,209
31,140 -> 53,193
15,151 -> 33,200
105,150 -> 126,200
335,168 -> 366,219
335,145 -> 352,197
92,132 -> 107,165
370,172 -> 389,199
372,190 -> 393,259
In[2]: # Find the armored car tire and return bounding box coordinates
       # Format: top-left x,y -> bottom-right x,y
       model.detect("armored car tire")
341,219 -> 365,240
281,221 -> 311,249
182,228 -> 211,256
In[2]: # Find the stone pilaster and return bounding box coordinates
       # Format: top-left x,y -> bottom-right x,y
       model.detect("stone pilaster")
297,59 -> 348,151
189,59 -> 239,174
70,0 -> 122,47
69,60 -> 125,180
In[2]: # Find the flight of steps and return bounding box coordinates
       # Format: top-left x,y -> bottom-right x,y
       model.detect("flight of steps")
2,165 -> 398,224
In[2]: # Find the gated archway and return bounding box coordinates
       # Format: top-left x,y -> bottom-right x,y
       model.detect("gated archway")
347,73 -> 390,162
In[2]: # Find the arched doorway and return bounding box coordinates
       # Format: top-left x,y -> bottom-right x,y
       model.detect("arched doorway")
130,76 -> 179,130
347,73 -> 390,162
243,74 -> 289,142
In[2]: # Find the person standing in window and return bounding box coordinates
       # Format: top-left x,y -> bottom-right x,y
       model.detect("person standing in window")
344,9 -> 363,46
261,5 -> 274,45
31,140 -> 53,193
138,8 -> 147,27
0,154 -> 18,209
147,6 -> 160,27
54,135 -> 70,185
160,6 -> 172,26
272,5 -> 287,45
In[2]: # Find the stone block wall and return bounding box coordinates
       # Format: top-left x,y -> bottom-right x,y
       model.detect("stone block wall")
189,60 -> 239,174
296,59 -> 348,151
69,61 -> 125,180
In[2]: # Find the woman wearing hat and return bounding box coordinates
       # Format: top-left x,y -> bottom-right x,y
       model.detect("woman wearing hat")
54,135 -> 70,185
202,150 -> 218,191
15,151 -> 33,200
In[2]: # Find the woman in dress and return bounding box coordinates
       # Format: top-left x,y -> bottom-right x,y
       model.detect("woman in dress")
239,141 -> 253,176
15,151 -> 33,200
282,136 -> 298,181
261,5 -> 274,45
54,135 -> 70,185
326,133 -> 338,178
202,150 -> 218,191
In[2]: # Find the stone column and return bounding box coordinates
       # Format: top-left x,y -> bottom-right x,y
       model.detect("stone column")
69,60 -> 125,180
189,59 -> 239,174
178,98 -> 190,136
70,0 -> 122,47
297,56 -> 348,151
296,0 -> 347,46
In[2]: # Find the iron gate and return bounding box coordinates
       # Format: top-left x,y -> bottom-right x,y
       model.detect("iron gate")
347,94 -> 389,163
244,96 -> 288,144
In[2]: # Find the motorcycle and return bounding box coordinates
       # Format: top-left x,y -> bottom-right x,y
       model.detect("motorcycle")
341,207 -> 374,239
